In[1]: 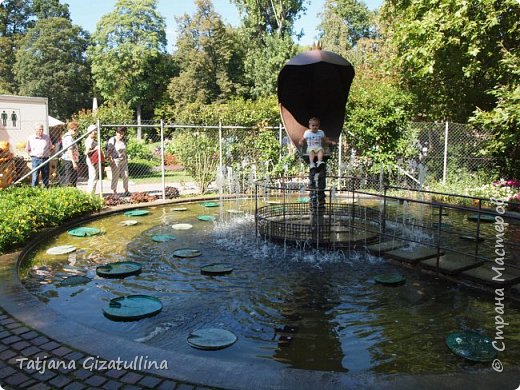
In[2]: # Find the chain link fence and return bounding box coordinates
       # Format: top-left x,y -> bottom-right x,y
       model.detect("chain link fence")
4,121 -> 496,196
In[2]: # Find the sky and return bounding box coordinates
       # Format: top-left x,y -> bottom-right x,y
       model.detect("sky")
65,0 -> 383,49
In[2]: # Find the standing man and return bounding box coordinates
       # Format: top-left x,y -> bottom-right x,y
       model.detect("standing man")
25,123 -> 53,187
61,122 -> 79,186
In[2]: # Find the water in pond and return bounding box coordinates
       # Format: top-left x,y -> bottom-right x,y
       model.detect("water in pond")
21,199 -> 520,374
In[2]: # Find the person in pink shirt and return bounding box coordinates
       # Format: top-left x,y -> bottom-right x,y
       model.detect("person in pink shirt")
25,123 -> 53,187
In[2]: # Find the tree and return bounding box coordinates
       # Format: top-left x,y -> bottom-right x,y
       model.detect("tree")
88,0 -> 170,136
231,0 -> 307,38
470,48 -> 520,178
381,0 -> 520,122
164,0 -> 245,114
32,0 -> 70,19
318,0 -> 376,58
0,0 -> 34,93
243,33 -> 297,98
14,17 -> 91,119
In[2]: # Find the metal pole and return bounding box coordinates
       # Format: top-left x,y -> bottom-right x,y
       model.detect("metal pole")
219,121 -> 223,173
279,123 -> 283,160
442,121 -> 449,184
160,119 -> 165,200
436,205 -> 443,274
96,119 -> 103,198
338,133 -> 342,179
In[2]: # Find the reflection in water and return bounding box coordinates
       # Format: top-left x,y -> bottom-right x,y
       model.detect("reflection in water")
272,273 -> 347,372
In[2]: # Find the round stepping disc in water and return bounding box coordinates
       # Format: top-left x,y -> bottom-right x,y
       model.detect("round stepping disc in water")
200,263 -> 233,276
68,227 -> 102,237
58,275 -> 91,287
172,223 -> 192,230
296,197 -> 310,203
124,209 -> 150,217
151,234 -> 176,242
187,328 -> 237,350
374,273 -> 406,286
96,261 -> 142,278
197,215 -> 216,222
103,295 -> 162,321
120,220 -> 138,226
172,207 -> 188,211
467,214 -> 495,223
46,245 -> 77,255
446,331 -> 496,362
173,248 -> 201,258
201,202 -> 219,208
459,235 -> 485,243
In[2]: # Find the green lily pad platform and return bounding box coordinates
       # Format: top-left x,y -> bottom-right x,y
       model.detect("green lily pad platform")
187,328 -> 237,350
385,246 -> 444,264
201,263 -> 233,276
96,261 -> 142,278
103,295 -> 162,321
46,245 -> 76,255
151,234 -> 176,242
58,275 -> 91,287
124,209 -> 150,217
198,215 -> 216,222
467,214 -> 496,223
446,331 -> 496,362
68,227 -> 102,237
374,273 -> 406,286
296,197 -> 310,203
173,248 -> 201,258
201,202 -> 219,208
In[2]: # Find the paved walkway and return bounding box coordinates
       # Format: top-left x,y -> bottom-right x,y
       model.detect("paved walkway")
0,307 -> 211,390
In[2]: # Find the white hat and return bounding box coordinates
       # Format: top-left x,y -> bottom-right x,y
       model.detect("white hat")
87,124 -> 97,132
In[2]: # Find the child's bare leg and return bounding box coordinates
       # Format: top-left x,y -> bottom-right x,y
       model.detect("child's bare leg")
309,151 -> 316,167
317,149 -> 324,164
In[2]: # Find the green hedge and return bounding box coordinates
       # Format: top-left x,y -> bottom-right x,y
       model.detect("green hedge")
0,186 -> 103,254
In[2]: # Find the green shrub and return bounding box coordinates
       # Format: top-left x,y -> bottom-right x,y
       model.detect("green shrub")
0,186 -> 103,254
128,159 -> 156,176
126,138 -> 155,161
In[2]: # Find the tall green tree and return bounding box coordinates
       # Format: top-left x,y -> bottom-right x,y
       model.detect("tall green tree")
381,0 -> 520,122
318,0 -> 376,58
14,17 -> 91,119
32,0 -> 70,19
231,0 -> 307,38
88,0 -> 170,135
0,0 -> 34,93
164,0 -> 245,114
232,0 -> 305,98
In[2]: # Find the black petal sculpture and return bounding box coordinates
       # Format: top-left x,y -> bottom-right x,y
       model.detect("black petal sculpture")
277,50 -> 355,149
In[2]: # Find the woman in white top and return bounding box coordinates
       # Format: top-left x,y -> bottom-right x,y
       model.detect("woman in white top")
106,126 -> 129,196
84,125 -> 101,194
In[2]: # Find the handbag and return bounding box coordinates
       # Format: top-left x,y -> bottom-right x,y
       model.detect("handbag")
89,149 -> 105,164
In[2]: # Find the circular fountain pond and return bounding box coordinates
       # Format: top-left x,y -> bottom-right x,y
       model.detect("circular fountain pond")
20,199 -> 520,375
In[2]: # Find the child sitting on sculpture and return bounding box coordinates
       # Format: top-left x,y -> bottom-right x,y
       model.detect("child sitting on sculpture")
298,117 -> 336,168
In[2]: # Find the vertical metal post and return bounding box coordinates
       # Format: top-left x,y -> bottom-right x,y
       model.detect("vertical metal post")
338,133 -> 342,179
160,119 -> 165,200
382,184 -> 388,235
219,121 -> 223,173
475,199 -> 482,260
96,119 -> 103,199
279,123 -> 283,159
436,205 -> 443,274
255,182 -> 258,238
442,121 -> 449,184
